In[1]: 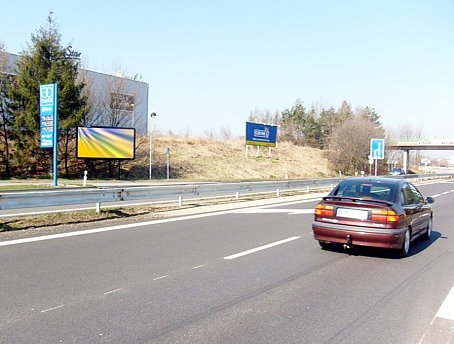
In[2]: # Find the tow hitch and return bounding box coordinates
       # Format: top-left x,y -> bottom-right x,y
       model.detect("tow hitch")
343,235 -> 353,250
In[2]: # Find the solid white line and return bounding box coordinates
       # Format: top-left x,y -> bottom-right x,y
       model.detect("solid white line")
153,275 -> 169,281
235,209 -> 314,214
104,289 -> 122,295
41,304 -> 65,313
223,236 -> 300,260
0,199 -> 319,247
435,287 -> 454,321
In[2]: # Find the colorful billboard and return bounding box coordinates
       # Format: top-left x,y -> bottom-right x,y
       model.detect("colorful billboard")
76,127 -> 136,159
245,122 -> 278,147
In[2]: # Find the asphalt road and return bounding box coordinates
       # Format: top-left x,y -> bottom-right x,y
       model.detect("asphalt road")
1,180 -> 454,343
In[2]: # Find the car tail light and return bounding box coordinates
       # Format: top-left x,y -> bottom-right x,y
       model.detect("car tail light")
371,209 -> 399,222
315,204 -> 334,216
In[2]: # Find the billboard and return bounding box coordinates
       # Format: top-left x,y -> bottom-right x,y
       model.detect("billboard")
76,127 -> 136,159
245,122 -> 278,147
39,83 -> 57,148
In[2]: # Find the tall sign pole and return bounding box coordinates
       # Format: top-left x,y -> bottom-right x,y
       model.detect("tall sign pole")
40,83 -> 58,186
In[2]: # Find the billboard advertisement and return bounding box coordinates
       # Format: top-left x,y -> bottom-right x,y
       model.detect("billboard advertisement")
39,83 -> 58,148
76,127 -> 136,159
245,122 -> 278,147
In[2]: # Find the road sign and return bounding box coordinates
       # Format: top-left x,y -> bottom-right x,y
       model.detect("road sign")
370,139 -> 385,160
40,84 -> 57,148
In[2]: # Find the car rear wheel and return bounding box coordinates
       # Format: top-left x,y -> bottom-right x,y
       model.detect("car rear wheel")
400,229 -> 411,257
424,217 -> 433,240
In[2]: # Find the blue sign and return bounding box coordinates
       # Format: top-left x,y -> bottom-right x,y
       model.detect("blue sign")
245,122 -> 278,147
40,84 -> 58,148
370,138 -> 385,159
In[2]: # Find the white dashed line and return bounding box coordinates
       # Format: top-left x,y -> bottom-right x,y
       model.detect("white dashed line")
153,275 -> 169,281
224,236 -> 301,260
104,289 -> 122,295
40,304 -> 65,313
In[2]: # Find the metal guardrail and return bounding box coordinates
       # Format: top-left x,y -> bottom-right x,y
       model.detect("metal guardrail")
0,178 -> 341,212
0,174 -> 452,213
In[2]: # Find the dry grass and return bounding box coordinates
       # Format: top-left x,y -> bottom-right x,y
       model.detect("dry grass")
132,136 -> 333,180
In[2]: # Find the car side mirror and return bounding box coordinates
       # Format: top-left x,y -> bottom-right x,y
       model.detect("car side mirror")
425,196 -> 434,204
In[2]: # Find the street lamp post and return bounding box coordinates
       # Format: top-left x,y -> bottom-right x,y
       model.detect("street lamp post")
149,112 -> 157,180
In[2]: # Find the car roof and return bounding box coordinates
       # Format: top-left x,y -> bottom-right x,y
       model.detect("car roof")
341,177 -> 403,185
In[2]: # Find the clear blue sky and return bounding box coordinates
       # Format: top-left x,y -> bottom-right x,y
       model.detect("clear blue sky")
2,0 -> 454,143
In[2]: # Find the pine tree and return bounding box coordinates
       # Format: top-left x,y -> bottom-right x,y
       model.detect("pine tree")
9,13 -> 89,176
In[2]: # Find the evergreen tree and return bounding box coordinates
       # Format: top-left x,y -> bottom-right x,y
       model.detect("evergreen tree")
280,99 -> 307,145
0,43 -> 14,176
9,13 -> 89,176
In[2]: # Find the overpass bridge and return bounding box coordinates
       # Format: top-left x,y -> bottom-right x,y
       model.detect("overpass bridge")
388,139 -> 454,172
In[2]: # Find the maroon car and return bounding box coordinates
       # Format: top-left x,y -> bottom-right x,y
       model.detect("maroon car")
312,177 -> 434,256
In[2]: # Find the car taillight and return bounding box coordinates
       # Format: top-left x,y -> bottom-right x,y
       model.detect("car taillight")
371,209 -> 399,222
315,204 -> 334,216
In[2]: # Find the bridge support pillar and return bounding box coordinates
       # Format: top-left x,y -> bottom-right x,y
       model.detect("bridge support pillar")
402,150 -> 410,173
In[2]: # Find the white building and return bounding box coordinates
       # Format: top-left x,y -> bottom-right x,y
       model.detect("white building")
2,52 -> 149,135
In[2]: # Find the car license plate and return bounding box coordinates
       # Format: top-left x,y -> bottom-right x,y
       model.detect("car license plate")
336,208 -> 368,220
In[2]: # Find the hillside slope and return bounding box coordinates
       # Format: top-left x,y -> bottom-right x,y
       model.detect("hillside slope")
131,136 -> 333,180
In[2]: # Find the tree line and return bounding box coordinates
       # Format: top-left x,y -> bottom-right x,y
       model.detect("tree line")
248,99 -> 386,175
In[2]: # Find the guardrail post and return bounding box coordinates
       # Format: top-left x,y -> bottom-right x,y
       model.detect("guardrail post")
236,192 -> 240,200
179,196 -> 183,207
96,202 -> 101,213
83,170 -> 88,187
276,189 -> 280,197
306,186 -> 309,193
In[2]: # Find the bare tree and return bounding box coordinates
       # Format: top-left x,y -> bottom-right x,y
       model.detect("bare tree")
248,108 -> 280,125
83,61 -> 147,177
219,126 -> 232,140
386,123 -> 424,168
327,115 -> 384,175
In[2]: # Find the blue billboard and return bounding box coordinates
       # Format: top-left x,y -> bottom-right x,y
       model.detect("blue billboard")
40,83 -> 58,148
245,122 -> 278,147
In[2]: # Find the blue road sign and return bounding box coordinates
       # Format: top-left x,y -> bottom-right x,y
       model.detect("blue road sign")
370,139 -> 385,159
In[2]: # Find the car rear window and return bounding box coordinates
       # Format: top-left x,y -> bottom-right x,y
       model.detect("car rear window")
336,182 -> 395,202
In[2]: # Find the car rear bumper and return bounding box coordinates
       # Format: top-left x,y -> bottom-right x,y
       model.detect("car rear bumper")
312,221 -> 407,249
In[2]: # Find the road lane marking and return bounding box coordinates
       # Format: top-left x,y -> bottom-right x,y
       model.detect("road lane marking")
192,265 -> 205,269
235,209 -> 314,214
104,289 -> 122,295
153,275 -> 169,281
223,236 -> 300,260
435,287 -> 454,321
0,199 -> 320,247
40,304 -> 65,313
